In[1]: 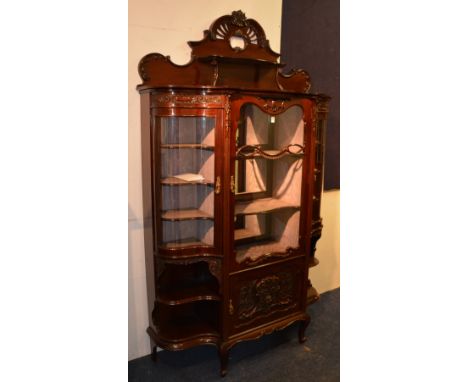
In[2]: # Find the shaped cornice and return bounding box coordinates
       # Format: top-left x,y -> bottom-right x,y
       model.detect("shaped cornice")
137,11 -> 312,94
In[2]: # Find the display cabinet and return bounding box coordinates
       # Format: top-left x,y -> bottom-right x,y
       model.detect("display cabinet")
137,10 -> 330,376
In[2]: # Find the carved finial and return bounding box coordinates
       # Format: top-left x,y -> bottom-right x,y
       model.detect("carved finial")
231,10 -> 248,27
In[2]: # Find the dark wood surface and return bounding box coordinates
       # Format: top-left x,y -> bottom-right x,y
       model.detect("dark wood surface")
138,11 -> 329,377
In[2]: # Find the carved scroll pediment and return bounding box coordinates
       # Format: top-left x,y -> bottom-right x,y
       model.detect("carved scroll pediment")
137,11 -> 312,94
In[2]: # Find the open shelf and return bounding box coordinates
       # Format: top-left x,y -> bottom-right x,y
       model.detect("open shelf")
235,198 -> 300,216
161,177 -> 214,186
160,238 -> 211,249
234,228 -> 259,241
158,280 -> 220,305
158,313 -> 219,342
161,209 -> 214,221
156,301 -> 220,343
160,144 -> 214,150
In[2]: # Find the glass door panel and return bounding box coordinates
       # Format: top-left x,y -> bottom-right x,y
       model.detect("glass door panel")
234,104 -> 304,264
158,116 -> 215,248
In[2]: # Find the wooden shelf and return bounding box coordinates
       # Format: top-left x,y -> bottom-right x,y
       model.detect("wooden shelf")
158,281 -> 220,306
161,238 -> 211,249
158,314 -> 219,343
235,198 -> 300,216
161,209 -> 213,221
161,177 -> 214,186
160,144 -> 214,150
234,228 -> 259,241
156,302 -> 220,344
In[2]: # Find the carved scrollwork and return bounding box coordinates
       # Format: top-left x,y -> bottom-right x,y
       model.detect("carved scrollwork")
207,259 -> 222,286
236,144 -> 304,160
317,100 -> 329,113
261,98 -> 285,113
138,53 -> 170,81
240,246 -> 298,267
210,10 -> 267,47
236,272 -> 295,327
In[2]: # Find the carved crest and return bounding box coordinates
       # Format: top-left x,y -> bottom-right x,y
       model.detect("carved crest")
137,11 -> 312,93
209,10 -> 268,48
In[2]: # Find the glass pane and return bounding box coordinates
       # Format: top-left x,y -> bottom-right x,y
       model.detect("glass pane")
234,104 -> 304,264
158,116 -> 215,248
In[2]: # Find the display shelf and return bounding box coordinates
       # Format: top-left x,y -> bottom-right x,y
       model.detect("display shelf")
158,317 -> 219,343
161,238 -> 211,249
234,228 -> 258,241
161,209 -> 214,221
161,177 -> 214,186
234,198 -> 300,216
157,303 -> 220,343
160,144 -> 214,150
158,280 -> 220,305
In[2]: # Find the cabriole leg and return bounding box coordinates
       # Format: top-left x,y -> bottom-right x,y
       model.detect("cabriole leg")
218,346 -> 230,377
298,316 -> 311,343
151,345 -> 158,363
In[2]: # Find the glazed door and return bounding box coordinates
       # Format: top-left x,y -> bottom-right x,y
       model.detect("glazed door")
228,97 -> 314,271
153,108 -> 224,258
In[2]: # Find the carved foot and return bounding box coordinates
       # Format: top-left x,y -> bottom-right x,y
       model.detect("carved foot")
151,345 -> 158,363
218,347 -> 229,377
298,316 -> 311,343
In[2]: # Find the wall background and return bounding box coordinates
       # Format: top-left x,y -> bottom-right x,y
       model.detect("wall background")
129,0 -> 339,361
281,0 -> 340,190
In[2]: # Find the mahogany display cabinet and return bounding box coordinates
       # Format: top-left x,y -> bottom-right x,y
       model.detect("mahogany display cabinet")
136,10 -> 330,377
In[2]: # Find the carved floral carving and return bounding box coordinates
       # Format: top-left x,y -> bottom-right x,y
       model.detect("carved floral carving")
237,272 -> 295,324
231,10 -> 248,27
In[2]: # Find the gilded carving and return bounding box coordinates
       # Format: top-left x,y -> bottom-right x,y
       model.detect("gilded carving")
317,100 -> 329,113
154,94 -> 223,107
224,95 -> 231,138
259,98 -> 285,113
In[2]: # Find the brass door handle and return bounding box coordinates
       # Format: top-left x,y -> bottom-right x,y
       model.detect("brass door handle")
230,175 -> 236,194
215,176 -> 221,194
229,299 -> 234,315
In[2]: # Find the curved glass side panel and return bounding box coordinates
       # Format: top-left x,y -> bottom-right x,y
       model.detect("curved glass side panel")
234,104 -> 304,264
157,116 -> 215,248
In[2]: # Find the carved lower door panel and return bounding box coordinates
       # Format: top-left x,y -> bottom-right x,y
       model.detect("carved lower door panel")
226,257 -> 305,336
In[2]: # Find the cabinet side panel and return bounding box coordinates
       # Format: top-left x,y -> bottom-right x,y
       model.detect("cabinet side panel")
140,92 -> 156,329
